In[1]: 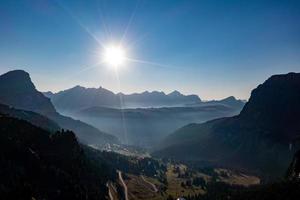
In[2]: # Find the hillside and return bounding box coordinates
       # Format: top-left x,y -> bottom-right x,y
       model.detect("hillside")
154,73 -> 300,178
0,103 -> 60,132
0,70 -> 118,146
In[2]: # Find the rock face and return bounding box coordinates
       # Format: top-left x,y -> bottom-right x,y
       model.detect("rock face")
154,72 -> 300,178
0,70 -> 118,145
0,70 -> 56,115
240,72 -> 300,143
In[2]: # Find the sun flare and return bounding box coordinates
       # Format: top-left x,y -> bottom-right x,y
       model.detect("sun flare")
103,45 -> 126,68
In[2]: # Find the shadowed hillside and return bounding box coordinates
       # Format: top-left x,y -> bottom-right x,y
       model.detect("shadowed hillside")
0,70 -> 118,146
0,114 -> 115,200
154,73 -> 300,179
0,103 -> 60,132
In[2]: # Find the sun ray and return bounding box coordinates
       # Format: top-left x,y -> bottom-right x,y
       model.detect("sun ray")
125,57 -> 185,71
119,0 -> 140,46
64,61 -> 105,81
96,0 -> 112,41
55,0 -> 105,48
126,32 -> 150,50
113,68 -> 129,144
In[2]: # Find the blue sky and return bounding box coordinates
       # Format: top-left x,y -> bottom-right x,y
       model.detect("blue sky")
0,0 -> 300,99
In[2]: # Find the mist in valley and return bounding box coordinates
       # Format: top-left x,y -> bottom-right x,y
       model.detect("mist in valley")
58,104 -> 243,148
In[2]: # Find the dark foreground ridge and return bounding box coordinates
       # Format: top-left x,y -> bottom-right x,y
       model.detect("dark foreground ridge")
0,113 -> 115,200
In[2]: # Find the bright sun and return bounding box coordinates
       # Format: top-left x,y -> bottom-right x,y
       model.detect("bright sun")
103,45 -> 126,68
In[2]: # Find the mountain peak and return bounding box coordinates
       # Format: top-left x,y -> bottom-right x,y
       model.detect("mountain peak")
73,85 -> 85,90
0,70 -> 35,92
222,96 -> 237,101
2,69 -> 29,77
0,70 -> 56,114
168,90 -> 182,96
268,72 -> 299,82
1,70 -> 31,81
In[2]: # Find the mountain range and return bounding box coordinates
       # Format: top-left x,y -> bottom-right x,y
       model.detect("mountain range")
154,72 -> 300,179
0,70 -> 118,146
45,85 -> 246,113
44,86 -> 202,111
43,84 -> 244,147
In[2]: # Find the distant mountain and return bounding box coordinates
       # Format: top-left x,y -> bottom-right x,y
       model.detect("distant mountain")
0,113 -> 115,199
44,86 -> 202,112
209,96 -> 245,109
154,72 -> 300,178
43,91 -> 54,98
188,96 -> 245,111
0,70 -> 118,145
74,104 -> 241,147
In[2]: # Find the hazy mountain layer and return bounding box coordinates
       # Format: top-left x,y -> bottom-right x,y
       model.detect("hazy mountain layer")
154,72 -> 300,178
71,104 -> 243,147
0,70 -> 118,146
44,82 -> 244,147
45,86 -> 202,111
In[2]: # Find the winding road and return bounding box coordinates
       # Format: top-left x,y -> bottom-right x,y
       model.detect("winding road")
106,182 -> 114,200
117,170 -> 129,200
141,175 -> 158,193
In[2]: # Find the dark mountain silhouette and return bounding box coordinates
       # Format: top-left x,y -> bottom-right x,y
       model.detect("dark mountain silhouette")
0,113 -> 115,200
44,86 -> 202,112
0,70 -> 56,114
154,72 -> 300,178
0,70 -> 118,145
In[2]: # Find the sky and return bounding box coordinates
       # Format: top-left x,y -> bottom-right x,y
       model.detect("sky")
0,0 -> 300,100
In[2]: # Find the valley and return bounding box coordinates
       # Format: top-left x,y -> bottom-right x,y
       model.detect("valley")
2,1 -> 300,199
0,69 -> 300,200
